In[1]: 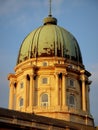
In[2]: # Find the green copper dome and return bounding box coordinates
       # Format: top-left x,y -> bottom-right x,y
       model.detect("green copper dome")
17,16 -> 83,64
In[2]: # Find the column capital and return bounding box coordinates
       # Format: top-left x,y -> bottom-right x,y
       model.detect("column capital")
54,72 -> 59,78
80,69 -> 85,74
29,73 -> 37,80
62,72 -> 67,76
29,73 -> 34,77
9,81 -> 16,87
80,74 -> 86,82
54,71 -> 67,76
23,74 -> 27,79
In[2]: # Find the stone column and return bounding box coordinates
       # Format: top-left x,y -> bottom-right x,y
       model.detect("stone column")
59,75 -> 62,107
9,82 -> 14,109
55,73 -> 59,106
81,71 -> 86,111
24,75 -> 27,110
62,73 -> 66,106
29,74 -> 34,109
82,78 -> 86,111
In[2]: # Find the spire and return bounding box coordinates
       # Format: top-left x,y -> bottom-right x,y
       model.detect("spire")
49,0 -> 52,17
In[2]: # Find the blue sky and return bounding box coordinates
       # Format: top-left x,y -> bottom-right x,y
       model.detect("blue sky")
0,0 -> 98,125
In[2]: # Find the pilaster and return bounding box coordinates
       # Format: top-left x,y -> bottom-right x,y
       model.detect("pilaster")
62,73 -> 67,106
24,75 -> 27,110
55,73 -> 59,106
29,74 -> 34,111
9,82 -> 14,109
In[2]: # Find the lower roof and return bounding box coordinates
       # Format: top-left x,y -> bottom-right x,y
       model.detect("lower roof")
0,107 -> 96,130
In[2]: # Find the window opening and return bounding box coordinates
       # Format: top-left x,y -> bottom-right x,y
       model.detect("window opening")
43,62 -> 48,66
20,82 -> 24,88
19,98 -> 23,107
42,78 -> 48,84
68,78 -> 75,88
41,94 -> 48,107
69,95 -> 75,107
70,79 -> 74,87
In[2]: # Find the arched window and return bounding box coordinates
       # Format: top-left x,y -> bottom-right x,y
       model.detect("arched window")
41,94 -> 48,107
69,95 -> 75,107
19,97 -> 23,107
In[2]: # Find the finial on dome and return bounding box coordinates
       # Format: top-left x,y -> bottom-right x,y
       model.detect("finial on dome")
43,0 -> 57,25
43,16 -> 57,25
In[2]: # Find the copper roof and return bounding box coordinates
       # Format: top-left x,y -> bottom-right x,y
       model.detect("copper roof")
17,16 -> 83,65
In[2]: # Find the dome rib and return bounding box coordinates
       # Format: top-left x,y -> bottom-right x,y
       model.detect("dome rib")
30,27 -> 41,58
56,26 -> 63,57
30,26 -> 43,58
54,25 -> 57,56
